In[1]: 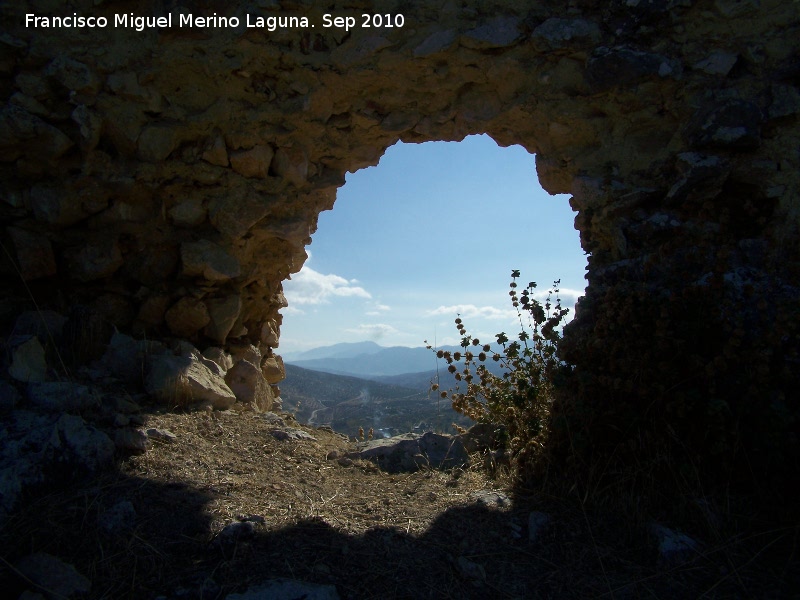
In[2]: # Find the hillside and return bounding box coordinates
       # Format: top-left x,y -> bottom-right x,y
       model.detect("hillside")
279,364 -> 472,437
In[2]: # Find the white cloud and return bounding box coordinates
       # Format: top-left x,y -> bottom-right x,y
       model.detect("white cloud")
427,304 -> 516,320
531,287 -> 584,304
345,323 -> 399,339
366,302 -> 391,316
284,265 -> 371,305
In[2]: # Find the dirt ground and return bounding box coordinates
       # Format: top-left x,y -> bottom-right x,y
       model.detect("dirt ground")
2,407 -> 797,599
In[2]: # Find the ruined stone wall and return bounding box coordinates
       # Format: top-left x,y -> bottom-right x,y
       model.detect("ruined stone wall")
2,0 -> 798,485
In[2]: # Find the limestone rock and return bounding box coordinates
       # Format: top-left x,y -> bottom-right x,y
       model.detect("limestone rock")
202,135 -> 229,166
29,184 -> 83,226
649,523 -> 699,567
230,144 -> 273,178
532,18 -> 601,50
260,321 -> 280,347
106,72 -> 161,111
164,297 -> 210,338
209,191 -> 276,240
528,511 -> 552,543
8,335 -> 47,382
13,310 -> 67,340
6,226 -> 57,280
44,55 -> 99,96
271,427 -> 316,442
204,295 -> 242,344
114,428 -> 150,454
202,346 -> 234,372
769,83 -> 800,120
66,237 -> 123,282
15,552 -> 91,599
348,432 -> 469,473
71,104 -> 101,149
137,123 -> 179,161
473,490 -> 511,508
27,381 -> 98,412
146,427 -> 177,443
271,147 -> 308,185
169,197 -> 207,227
225,359 -> 272,411
414,30 -> 457,57
0,105 -> 73,162
229,343 -> 261,366
0,379 -> 20,412
180,240 -> 241,282
693,50 -> 738,76
586,46 -> 681,91
145,353 -> 236,409
49,414 -> 115,473
213,520 -> 257,551
261,355 -> 285,384
461,16 -> 522,49
97,331 -> 161,386
688,99 -> 762,150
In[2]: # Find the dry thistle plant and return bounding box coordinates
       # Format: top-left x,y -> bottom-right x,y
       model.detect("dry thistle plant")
427,271 -> 571,469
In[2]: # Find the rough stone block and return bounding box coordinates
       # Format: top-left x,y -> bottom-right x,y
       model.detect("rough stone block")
6,226 -> 57,280
146,353 -> 236,409
230,144 -> 273,178
165,297 -> 211,338
181,239 -> 241,282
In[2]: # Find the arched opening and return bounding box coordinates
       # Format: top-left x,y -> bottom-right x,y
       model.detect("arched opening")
277,134 -> 586,436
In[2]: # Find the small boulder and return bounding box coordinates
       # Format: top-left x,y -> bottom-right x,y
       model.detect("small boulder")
528,511 -> 552,543
145,354 -> 236,409
15,552 -> 91,599
49,414 -> 115,473
164,297 -> 211,338
271,428 -> 316,442
27,381 -> 98,412
146,427 -> 177,443
114,428 -> 150,454
348,431 -> 469,473
180,240 -> 241,282
649,523 -> 699,567
203,347 -> 234,372
261,355 -> 286,384
8,335 -> 47,382
225,359 -> 272,411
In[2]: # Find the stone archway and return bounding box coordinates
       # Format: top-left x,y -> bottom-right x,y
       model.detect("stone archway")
2,1 -> 798,488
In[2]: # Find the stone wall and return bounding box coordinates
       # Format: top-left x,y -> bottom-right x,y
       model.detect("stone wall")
1,0 -> 798,486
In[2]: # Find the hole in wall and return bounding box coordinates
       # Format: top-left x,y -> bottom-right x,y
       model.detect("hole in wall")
278,134 -> 588,435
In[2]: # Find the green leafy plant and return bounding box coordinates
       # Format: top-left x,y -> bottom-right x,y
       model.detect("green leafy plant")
426,271 -> 571,466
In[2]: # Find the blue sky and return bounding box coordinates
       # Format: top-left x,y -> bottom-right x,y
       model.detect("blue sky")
280,134 -> 588,353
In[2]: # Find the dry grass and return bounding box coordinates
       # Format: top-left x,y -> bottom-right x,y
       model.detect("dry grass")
1,407 -> 797,599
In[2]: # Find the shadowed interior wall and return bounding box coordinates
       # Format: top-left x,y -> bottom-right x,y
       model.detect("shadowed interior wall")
2,0 -> 798,485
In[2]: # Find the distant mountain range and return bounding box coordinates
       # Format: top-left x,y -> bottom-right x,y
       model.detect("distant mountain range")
279,363 -> 471,438
278,341 -> 511,437
283,340 -> 507,381
281,341 -> 385,362
284,341 -> 457,378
